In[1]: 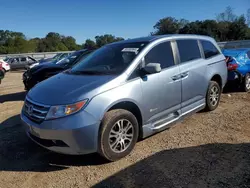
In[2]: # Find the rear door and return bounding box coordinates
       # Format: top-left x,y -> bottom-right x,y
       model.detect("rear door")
9,58 -> 20,69
175,39 -> 207,114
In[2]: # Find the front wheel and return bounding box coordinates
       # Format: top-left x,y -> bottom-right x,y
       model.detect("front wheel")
98,109 -> 139,162
205,81 -> 221,111
242,73 -> 250,92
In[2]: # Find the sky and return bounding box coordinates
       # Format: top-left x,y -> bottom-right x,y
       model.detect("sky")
0,0 -> 249,44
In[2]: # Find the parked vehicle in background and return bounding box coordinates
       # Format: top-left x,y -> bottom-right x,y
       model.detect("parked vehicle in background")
23,49 -> 93,90
0,63 -> 5,84
6,56 -> 37,70
21,34 -> 227,161
38,53 -> 71,64
29,53 -> 71,69
223,48 -> 250,92
0,59 -> 10,72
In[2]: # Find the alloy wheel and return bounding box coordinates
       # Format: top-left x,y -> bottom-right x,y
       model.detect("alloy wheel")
108,119 -> 134,153
209,85 -> 219,106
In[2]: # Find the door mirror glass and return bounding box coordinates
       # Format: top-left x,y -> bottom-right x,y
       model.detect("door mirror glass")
142,63 -> 161,74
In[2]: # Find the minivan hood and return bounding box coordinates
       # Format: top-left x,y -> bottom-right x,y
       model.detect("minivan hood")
27,72 -> 118,105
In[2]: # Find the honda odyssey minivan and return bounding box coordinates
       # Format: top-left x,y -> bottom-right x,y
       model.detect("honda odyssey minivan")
21,34 -> 227,161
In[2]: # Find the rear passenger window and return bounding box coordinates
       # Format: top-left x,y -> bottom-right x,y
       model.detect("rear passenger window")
144,42 -> 175,69
201,40 -> 220,59
20,57 -> 26,62
177,40 -> 201,63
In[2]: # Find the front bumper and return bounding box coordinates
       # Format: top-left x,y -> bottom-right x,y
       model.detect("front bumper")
23,72 -> 36,90
21,109 -> 101,155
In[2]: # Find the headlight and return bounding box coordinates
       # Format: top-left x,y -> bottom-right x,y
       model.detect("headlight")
45,99 -> 88,120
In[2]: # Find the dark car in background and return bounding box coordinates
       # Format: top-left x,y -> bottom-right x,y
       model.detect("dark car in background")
6,56 -> 37,70
23,49 -> 93,90
38,52 -> 71,64
29,52 -> 72,69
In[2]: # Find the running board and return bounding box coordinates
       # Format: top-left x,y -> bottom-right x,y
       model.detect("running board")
152,104 -> 205,131
152,116 -> 180,130
152,112 -> 180,130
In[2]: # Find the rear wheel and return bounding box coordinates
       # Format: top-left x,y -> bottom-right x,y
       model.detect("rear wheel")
242,73 -> 250,92
205,81 -> 221,111
98,109 -> 139,161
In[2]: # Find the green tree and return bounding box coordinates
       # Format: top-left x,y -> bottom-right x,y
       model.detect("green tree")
61,36 -> 79,50
152,17 -> 180,35
83,39 -> 97,50
95,34 -> 124,48
227,15 -> 248,40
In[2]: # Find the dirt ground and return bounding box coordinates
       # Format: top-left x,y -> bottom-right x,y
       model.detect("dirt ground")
1,72 -> 250,188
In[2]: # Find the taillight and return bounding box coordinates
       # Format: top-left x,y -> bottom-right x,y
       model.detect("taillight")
227,63 -> 238,71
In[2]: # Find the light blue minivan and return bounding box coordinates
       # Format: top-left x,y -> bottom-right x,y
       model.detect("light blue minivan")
21,34 -> 227,161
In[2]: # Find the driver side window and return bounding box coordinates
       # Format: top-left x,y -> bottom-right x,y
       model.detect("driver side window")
144,41 -> 175,69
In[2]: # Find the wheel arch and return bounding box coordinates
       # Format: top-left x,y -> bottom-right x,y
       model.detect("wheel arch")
103,100 -> 143,139
210,74 -> 222,89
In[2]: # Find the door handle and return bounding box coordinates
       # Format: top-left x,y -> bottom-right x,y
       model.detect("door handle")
181,71 -> 189,79
171,75 -> 181,81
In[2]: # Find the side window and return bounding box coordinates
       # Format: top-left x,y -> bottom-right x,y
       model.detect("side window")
177,40 -> 201,63
20,57 -> 26,62
247,51 -> 250,59
144,41 -> 175,69
201,40 -> 220,59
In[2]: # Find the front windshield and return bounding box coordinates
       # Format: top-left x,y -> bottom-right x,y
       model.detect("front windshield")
53,53 -> 62,59
70,42 -> 148,75
57,51 -> 86,65
3,57 -> 9,61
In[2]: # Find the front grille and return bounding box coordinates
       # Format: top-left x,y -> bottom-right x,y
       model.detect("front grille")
23,98 -> 50,123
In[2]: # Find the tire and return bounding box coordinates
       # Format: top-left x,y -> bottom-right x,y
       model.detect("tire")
98,109 -> 139,162
205,81 -> 221,111
242,73 -> 250,92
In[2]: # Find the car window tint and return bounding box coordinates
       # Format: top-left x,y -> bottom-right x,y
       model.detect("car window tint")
201,40 -> 220,59
20,57 -> 26,62
144,41 -> 175,69
177,40 -> 201,63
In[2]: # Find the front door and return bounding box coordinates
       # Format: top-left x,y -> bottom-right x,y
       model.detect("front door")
10,58 -> 20,69
140,41 -> 181,128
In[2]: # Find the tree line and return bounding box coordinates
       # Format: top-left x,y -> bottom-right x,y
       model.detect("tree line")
0,6 -> 249,54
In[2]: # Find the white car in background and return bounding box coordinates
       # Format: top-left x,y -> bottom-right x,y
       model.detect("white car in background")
0,59 -> 10,72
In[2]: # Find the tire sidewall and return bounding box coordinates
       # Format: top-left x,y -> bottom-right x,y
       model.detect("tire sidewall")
206,81 -> 221,111
243,73 -> 250,92
99,110 -> 139,161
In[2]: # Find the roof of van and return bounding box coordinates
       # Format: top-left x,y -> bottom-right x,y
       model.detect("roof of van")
113,34 -> 214,44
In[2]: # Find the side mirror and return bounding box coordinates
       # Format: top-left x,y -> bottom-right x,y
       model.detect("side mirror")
142,63 -> 161,74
